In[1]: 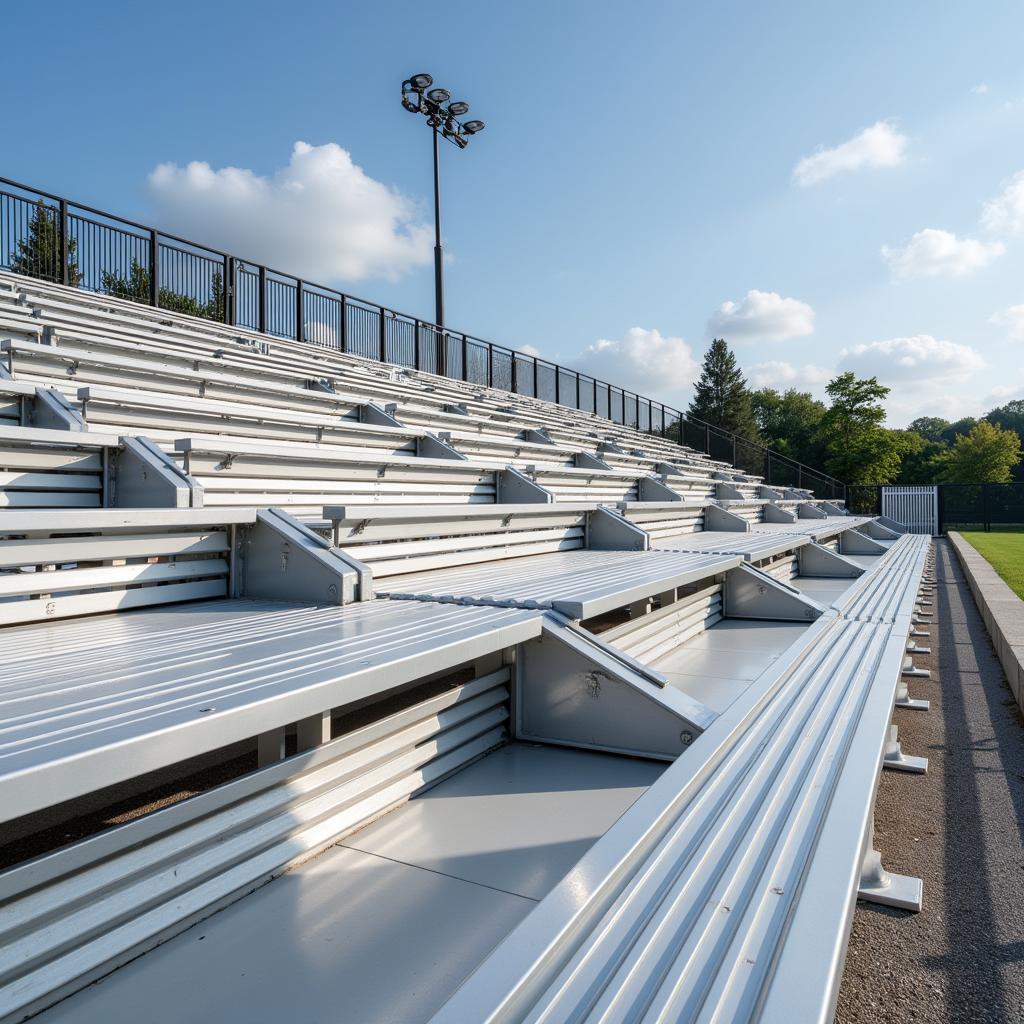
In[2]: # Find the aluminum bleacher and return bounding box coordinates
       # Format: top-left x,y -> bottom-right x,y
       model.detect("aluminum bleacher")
0,270 -> 934,1024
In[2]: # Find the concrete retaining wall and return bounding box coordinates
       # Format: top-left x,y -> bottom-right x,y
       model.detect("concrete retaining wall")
948,531 -> 1024,711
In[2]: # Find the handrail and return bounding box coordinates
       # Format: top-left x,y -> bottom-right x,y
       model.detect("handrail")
0,174 -> 846,498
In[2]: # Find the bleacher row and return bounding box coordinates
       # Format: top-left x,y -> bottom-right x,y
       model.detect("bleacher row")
0,272 -> 935,1024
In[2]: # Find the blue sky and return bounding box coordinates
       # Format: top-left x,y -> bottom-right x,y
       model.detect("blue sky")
6,0 -> 1024,424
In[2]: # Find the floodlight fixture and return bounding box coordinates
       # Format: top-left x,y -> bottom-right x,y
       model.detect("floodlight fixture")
399,73 -> 486,327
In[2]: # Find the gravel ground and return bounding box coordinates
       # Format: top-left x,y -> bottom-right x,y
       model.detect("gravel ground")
837,539 -> 1024,1024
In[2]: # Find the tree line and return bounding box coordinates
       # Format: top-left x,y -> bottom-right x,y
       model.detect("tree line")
683,338 -> 1022,485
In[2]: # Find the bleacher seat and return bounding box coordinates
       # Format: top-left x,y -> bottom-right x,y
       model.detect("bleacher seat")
0,269 -> 932,1024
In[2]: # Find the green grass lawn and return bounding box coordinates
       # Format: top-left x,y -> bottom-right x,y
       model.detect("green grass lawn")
960,531 -> 1024,599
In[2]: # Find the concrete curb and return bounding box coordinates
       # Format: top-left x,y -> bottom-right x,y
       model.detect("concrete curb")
948,531 -> 1024,710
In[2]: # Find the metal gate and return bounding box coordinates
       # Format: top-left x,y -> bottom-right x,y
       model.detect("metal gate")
882,485 -> 938,535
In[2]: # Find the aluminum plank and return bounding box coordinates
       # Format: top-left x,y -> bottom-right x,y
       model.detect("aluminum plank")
651,530 -> 809,560
381,549 -> 741,619
0,599 -> 542,822
748,515 -> 874,542
430,615 -> 908,1024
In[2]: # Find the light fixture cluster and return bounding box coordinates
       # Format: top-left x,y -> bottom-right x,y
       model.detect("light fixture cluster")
401,73 -> 485,149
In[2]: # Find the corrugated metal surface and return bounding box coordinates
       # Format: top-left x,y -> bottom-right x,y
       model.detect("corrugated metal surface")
0,599 -> 542,822
0,670 -> 516,1024
652,530 -> 809,561
381,549 -> 741,619
429,616 -> 905,1024
832,533 -> 932,623
748,515 -> 874,542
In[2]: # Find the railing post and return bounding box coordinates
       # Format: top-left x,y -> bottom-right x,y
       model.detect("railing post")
555,369 -> 561,406
704,423 -> 710,454
798,464 -> 803,489
439,330 -> 447,378
511,351 -> 518,393
533,357 -> 539,398
487,344 -> 494,388
258,265 -> 267,335
149,230 -> 160,308
574,372 -> 580,410
224,255 -> 234,325
764,450 -> 771,484
58,200 -> 69,286
593,378 -> 598,412
379,307 -> 387,362
295,280 -> 304,342
339,293 -> 347,352
461,334 -> 469,381
414,319 -> 421,370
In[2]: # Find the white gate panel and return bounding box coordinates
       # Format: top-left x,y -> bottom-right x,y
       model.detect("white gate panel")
882,486 -> 937,535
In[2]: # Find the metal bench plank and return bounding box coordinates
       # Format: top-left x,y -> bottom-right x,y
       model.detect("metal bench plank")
0,599 -> 543,823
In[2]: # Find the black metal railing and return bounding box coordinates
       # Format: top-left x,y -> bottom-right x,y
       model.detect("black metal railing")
0,174 -> 847,499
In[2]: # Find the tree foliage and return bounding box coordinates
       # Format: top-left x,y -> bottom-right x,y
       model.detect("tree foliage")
687,338 -> 760,440
817,372 -> 912,484
905,416 -> 950,444
936,420 -> 1022,483
9,200 -> 81,286
750,387 -> 827,468
101,258 -> 224,321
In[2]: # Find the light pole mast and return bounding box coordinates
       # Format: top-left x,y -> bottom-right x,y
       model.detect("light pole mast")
401,73 -> 486,331
432,125 -> 444,327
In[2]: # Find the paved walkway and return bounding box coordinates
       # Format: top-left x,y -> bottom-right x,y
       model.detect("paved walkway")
837,539 -> 1024,1024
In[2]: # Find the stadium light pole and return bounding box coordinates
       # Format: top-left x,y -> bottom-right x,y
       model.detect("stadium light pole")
401,73 -> 485,328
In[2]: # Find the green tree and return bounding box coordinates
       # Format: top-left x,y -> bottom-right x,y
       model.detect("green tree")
895,431 -> 947,483
687,338 -> 760,440
101,258 -> 224,321
986,400 -> 1024,480
751,387 -> 827,467
9,200 -> 81,286
940,416 -> 977,447
905,416 -> 951,444
817,372 -> 911,483
937,420 -> 1022,483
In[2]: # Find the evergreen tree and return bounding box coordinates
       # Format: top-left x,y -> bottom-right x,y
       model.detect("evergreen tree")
9,200 -> 81,286
687,338 -> 760,440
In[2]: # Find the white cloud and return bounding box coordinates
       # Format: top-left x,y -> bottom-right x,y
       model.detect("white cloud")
839,335 -> 988,425
990,304 -> 1024,341
840,335 -> 985,381
518,344 -> 542,357
747,361 -> 831,391
572,327 -> 699,405
147,141 -> 433,284
987,383 -> 1023,401
881,228 -> 1004,278
972,83 -> 990,95
981,170 -> 1024,235
707,290 -> 815,341
792,120 -> 907,187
